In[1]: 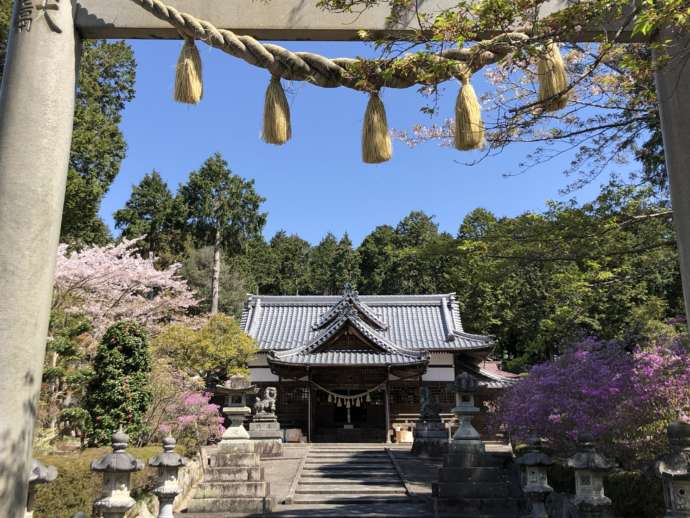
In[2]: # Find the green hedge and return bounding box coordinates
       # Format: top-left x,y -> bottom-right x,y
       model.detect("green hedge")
33,446 -> 160,518
548,463 -> 664,518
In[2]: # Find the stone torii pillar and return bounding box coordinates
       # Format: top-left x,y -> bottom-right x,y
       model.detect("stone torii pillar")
0,1 -> 78,517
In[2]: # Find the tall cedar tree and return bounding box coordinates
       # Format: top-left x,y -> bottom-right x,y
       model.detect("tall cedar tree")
114,170 -> 188,265
180,154 -> 266,313
84,321 -> 152,446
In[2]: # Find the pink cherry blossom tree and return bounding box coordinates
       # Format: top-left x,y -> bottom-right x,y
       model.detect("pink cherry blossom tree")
53,238 -> 198,336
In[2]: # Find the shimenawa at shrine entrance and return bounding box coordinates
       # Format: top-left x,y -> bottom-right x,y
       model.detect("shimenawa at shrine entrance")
2,1 -> 690,516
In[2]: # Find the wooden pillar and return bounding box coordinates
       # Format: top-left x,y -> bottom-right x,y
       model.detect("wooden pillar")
384,366 -> 391,444
306,368 -> 311,443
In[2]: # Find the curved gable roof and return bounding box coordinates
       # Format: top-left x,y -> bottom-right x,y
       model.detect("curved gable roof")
241,291 -> 494,354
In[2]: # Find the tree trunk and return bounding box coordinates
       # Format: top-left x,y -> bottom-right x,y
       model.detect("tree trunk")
211,226 -> 222,314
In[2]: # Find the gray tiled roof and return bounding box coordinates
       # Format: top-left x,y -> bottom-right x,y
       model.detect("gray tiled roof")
269,351 -> 428,366
241,292 -> 494,353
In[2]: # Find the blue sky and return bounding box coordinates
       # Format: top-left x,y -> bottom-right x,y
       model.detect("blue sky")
101,40 -> 613,246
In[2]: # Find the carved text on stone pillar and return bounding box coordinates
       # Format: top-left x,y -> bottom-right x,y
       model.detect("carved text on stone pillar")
15,0 -> 33,32
36,0 -> 62,33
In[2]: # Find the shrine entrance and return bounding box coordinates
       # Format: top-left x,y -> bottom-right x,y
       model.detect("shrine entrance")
310,367 -> 390,443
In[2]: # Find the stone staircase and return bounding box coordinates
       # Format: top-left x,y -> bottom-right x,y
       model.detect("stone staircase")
278,444 -> 430,517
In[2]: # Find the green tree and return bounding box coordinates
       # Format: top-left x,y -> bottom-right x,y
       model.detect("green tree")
0,0 -> 10,79
309,233 -> 340,294
332,233 -> 360,291
61,40 -> 137,245
181,246 -> 249,317
1,10 -> 136,245
153,314 -> 257,384
358,225 -> 396,294
266,231 -> 312,295
180,153 -> 267,314
84,321 -> 152,446
114,170 -> 188,265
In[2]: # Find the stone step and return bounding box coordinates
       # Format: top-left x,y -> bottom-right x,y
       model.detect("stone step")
433,481 -> 519,499
292,494 -> 412,505
433,496 -> 527,514
203,466 -> 264,482
208,452 -> 260,467
185,496 -> 273,514
194,481 -> 270,499
301,469 -> 397,476
304,462 -> 392,471
300,478 -> 400,485
296,485 -> 406,494
265,502 -> 431,517
308,454 -> 389,459
438,466 -> 506,483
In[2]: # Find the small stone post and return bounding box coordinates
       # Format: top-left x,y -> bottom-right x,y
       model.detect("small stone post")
656,421 -> 690,517
25,459 -> 57,518
567,434 -> 615,517
515,437 -> 554,518
449,372 -> 483,455
149,436 -> 188,518
91,429 -> 144,518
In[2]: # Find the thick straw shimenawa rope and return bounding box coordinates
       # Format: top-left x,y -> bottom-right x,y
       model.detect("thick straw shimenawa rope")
127,0 -> 529,91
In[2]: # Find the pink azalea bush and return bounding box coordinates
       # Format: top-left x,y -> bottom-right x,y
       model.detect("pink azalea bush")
54,238 -> 197,336
158,391 -> 224,454
493,336 -> 690,467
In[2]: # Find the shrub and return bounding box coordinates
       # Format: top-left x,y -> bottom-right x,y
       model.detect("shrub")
83,321 -> 152,446
494,336 -> 690,468
33,446 -> 160,518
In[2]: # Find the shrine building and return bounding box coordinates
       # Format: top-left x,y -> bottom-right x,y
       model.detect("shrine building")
241,286 -> 516,442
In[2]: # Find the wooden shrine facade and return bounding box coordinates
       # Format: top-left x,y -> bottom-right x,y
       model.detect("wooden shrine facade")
241,286 -> 517,442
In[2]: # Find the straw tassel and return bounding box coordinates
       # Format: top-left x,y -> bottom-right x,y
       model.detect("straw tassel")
362,91 -> 392,164
454,75 -> 484,151
174,38 -> 203,104
537,42 -> 568,112
262,75 -> 292,145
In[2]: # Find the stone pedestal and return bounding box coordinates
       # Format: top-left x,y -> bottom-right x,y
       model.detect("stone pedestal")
412,386 -> 449,458
432,373 -> 528,517
249,415 -> 283,458
412,421 -> 448,458
187,442 -> 273,515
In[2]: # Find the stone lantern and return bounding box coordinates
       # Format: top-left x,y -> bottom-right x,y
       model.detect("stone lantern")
656,421 -> 690,517
567,433 -> 615,515
149,436 -> 188,518
214,374 -> 257,446
449,372 -> 483,454
91,429 -> 144,518
516,437 -> 554,518
25,459 -> 57,518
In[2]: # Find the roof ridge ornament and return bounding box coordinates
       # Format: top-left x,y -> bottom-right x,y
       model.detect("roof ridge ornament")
312,284 -> 388,331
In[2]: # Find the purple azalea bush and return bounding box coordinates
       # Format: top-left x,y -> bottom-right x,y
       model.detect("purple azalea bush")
493,336 -> 690,467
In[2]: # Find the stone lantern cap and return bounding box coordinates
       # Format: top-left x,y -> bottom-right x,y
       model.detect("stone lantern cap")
214,374 -> 257,397
149,436 -> 188,468
91,429 -> 144,473
516,437 -> 554,467
567,434 -> 616,472
452,372 -> 479,394
656,421 -> 690,478
29,459 -> 57,485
